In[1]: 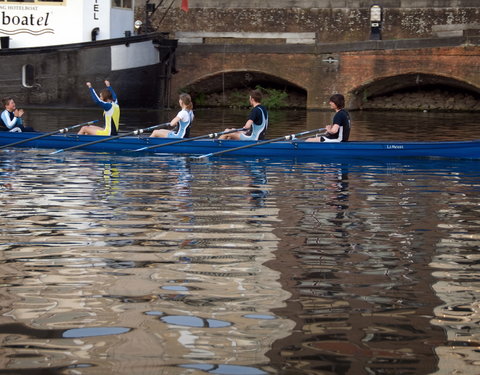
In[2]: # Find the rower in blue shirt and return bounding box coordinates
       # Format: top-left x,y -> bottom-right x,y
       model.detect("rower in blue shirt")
0,97 -> 34,132
77,80 -> 120,136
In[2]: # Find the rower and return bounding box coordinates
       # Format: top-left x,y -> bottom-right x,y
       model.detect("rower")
306,94 -> 351,142
218,89 -> 268,141
77,80 -> 120,136
150,93 -> 194,139
0,97 -> 34,132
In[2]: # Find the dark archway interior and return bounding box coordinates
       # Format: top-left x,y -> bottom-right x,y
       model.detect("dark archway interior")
352,73 -> 480,111
184,71 -> 307,108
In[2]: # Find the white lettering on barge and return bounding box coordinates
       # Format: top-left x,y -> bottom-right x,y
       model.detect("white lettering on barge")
386,145 -> 404,149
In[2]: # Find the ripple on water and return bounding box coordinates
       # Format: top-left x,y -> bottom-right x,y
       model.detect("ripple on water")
62,326 -> 131,338
2,147 -> 480,374
179,363 -> 268,375
161,315 -> 232,328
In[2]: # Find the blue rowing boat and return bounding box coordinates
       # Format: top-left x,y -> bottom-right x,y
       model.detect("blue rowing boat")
0,131 -> 479,159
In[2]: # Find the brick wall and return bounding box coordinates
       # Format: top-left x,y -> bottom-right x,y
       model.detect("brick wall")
136,1 -> 479,42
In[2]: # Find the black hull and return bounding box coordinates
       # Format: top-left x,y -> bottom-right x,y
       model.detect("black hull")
0,33 -> 177,109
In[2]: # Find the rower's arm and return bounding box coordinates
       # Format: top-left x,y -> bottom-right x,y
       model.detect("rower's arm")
107,86 -> 118,104
89,88 -> 113,111
1,110 -> 21,129
243,119 -> 253,130
326,124 -> 340,135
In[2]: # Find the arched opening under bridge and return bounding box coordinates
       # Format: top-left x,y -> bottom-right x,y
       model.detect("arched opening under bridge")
351,73 -> 480,112
182,70 -> 307,109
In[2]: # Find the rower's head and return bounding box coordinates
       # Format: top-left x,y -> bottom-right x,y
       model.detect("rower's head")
249,90 -> 262,105
329,94 -> 345,110
100,89 -> 113,102
2,97 -> 16,111
179,93 -> 193,110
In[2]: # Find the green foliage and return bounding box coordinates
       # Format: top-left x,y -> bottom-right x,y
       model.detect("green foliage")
182,85 -> 291,108
229,90 -> 250,108
255,85 -> 288,109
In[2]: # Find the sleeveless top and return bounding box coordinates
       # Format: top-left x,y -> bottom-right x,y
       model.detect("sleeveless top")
240,105 -> 268,141
167,109 -> 194,139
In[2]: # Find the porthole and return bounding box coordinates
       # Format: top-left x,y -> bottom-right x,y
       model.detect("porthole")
22,64 -> 34,88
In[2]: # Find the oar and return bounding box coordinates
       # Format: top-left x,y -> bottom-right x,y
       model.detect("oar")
191,128 -> 327,160
50,122 -> 171,155
0,120 -> 98,150
132,127 -> 248,152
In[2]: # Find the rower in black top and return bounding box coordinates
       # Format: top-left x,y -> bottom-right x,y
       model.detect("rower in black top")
306,94 -> 350,142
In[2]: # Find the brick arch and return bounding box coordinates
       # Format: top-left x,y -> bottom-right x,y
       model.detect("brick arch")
182,69 -> 307,93
177,69 -> 308,106
172,44 -> 480,109
348,73 -> 480,109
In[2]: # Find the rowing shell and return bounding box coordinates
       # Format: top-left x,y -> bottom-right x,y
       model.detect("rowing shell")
0,131 -> 479,160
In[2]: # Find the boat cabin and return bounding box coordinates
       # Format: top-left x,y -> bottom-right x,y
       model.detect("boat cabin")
0,0 -> 136,49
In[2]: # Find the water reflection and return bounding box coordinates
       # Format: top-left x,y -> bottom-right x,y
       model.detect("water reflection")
429,176 -> 480,375
1,118 -> 480,373
265,160 -> 480,374
180,363 -> 268,374
0,151 -> 293,374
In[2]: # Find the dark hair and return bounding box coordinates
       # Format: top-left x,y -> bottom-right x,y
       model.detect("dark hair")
329,94 -> 345,109
100,88 -> 112,101
2,97 -> 13,108
179,93 -> 193,110
250,89 -> 262,104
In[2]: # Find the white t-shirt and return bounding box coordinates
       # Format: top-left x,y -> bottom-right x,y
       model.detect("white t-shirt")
177,109 -> 194,123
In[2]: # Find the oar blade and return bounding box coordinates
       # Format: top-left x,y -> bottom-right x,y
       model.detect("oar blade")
189,153 -> 213,161
133,146 -> 148,152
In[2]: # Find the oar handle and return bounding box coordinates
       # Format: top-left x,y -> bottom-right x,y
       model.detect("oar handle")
137,123 -> 172,135
133,127 -> 247,152
50,122 -> 171,154
58,120 -> 98,134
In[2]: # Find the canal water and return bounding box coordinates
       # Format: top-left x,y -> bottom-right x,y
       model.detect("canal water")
1,108 -> 480,375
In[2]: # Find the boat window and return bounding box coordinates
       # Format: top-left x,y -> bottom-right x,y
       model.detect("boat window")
112,0 -> 132,9
22,64 -> 34,88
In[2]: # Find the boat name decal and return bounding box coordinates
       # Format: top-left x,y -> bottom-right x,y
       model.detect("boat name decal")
1,11 -> 50,26
386,144 -> 404,149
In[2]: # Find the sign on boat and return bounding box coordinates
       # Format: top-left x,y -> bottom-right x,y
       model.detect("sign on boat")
0,0 -> 177,108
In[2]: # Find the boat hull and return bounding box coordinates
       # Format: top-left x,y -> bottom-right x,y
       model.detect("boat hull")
1,132 -> 479,160
0,34 -> 177,109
